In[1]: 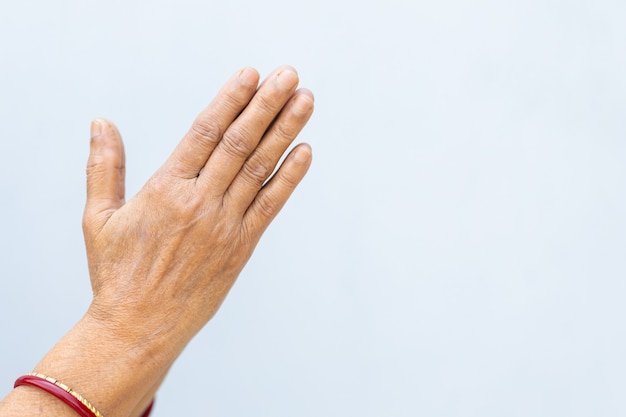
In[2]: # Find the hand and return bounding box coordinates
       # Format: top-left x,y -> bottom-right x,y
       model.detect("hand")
0,66 -> 313,417
83,66 -> 313,353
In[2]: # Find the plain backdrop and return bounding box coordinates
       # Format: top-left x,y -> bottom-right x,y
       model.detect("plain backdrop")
1,1 -> 625,416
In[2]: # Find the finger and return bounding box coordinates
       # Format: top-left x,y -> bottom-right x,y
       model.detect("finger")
83,119 -> 126,236
243,143 -> 312,234
225,89 -> 314,212
197,66 -> 300,193
164,67 -> 260,179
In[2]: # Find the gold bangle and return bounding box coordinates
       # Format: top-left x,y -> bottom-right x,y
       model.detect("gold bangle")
26,372 -> 105,417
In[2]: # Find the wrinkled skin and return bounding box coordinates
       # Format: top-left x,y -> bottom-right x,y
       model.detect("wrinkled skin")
0,65 -> 314,417
84,65 -> 313,347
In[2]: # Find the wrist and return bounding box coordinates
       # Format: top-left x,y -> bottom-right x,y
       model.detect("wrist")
31,310 -> 174,417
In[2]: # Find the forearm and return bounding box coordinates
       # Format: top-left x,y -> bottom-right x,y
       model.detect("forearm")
0,311 -> 177,417
0,65 -> 313,417
128,366 -> 171,417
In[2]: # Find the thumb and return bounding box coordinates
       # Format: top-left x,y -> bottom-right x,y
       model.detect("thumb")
83,118 -> 126,237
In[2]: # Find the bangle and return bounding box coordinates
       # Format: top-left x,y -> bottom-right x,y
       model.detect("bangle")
14,372 -> 155,417
141,398 -> 155,417
14,372 -> 104,417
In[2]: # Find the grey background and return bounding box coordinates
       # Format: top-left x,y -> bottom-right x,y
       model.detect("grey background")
1,0 -> 625,416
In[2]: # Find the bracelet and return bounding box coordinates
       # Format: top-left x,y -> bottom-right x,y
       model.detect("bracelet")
14,372 -> 155,417
14,372 -> 104,417
141,398 -> 155,417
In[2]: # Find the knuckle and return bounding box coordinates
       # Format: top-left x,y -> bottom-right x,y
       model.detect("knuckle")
241,157 -> 270,185
221,126 -> 253,158
254,93 -> 279,116
277,170 -> 299,189
272,121 -> 297,142
85,155 -> 106,177
147,178 -> 200,215
255,192 -> 280,218
190,116 -> 222,147
222,88 -> 247,111
171,198 -> 199,218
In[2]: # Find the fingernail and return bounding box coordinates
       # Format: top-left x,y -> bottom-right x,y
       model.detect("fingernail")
293,93 -> 314,115
292,145 -> 311,164
91,119 -> 103,138
239,67 -> 258,87
276,68 -> 298,90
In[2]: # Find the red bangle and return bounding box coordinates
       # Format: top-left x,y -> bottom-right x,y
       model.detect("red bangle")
14,374 -> 100,417
140,398 -> 155,417
15,373 -> 155,417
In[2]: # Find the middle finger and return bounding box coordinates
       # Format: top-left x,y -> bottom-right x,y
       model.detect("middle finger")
197,66 -> 300,193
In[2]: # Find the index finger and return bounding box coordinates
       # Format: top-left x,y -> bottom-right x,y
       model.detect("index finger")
164,68 -> 260,179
